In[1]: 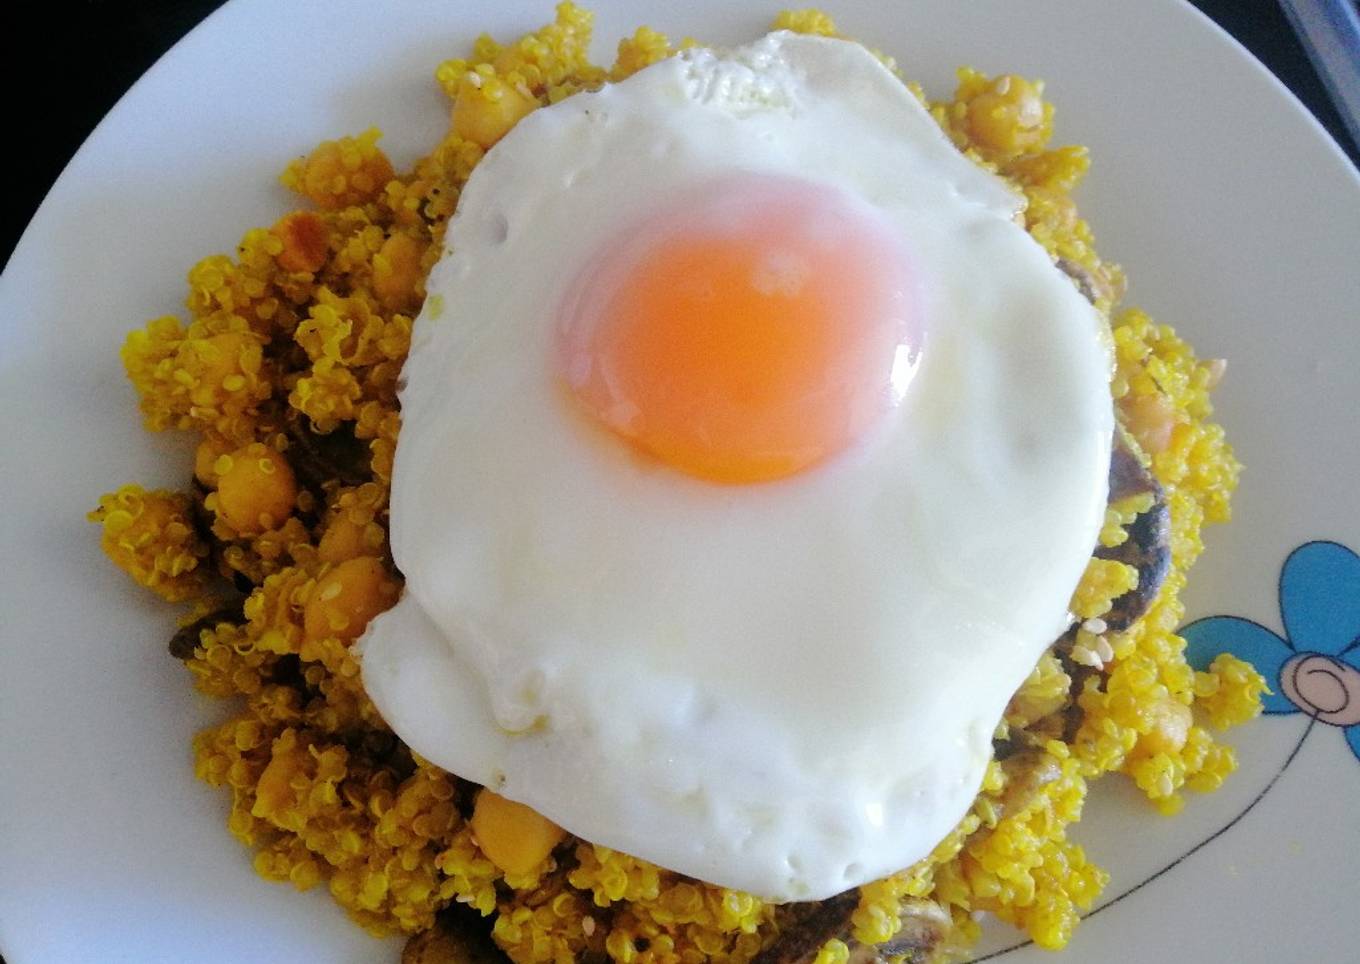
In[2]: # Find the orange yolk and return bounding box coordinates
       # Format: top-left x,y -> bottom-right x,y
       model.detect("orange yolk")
558,175 -> 918,483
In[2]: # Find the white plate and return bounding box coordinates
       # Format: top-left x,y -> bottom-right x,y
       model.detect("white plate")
2,1 -> 1358,961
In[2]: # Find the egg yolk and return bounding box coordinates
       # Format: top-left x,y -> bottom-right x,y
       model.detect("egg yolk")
558,175 -> 918,483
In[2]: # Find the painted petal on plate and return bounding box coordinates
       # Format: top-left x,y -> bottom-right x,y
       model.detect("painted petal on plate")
1280,541 -> 1360,657
1346,725 -> 1360,764
1182,615 -> 1297,715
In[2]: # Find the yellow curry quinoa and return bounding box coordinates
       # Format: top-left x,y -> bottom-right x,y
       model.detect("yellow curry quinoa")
89,6 -> 1263,961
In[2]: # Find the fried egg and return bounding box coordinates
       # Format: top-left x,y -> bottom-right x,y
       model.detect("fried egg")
359,32 -> 1112,901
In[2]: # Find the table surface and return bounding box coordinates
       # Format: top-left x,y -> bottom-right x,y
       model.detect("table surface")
3,0 -> 1358,273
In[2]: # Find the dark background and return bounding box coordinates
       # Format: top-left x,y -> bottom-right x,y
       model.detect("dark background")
3,1 -> 1358,270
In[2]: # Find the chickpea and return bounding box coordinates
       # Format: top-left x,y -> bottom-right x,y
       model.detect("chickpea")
317,518 -> 363,564
966,74 -> 1049,158
470,788 -> 565,876
187,332 -> 258,408
290,131 -> 395,210
1140,698 -> 1193,755
317,515 -> 383,563
372,232 -> 426,311
303,556 -> 398,643
215,443 -> 298,535
271,211 -> 330,274
1121,392 -> 1178,455
452,72 -> 536,148
193,434 -> 235,487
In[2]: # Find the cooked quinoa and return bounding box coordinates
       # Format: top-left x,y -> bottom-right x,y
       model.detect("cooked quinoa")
88,5 -> 1265,961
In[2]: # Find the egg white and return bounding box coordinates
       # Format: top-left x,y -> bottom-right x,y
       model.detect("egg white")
359,32 -> 1112,901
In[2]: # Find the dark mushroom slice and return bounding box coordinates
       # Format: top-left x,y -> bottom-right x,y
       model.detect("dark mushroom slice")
285,410 -> 372,489
754,890 -> 950,964
753,890 -> 859,964
188,478 -> 228,567
185,477 -> 259,593
188,477 -> 215,539
996,749 -> 1064,820
168,603 -> 245,660
402,902 -> 509,964
1049,426 -> 1170,670
848,901 -> 950,964
1096,428 -> 1171,632
1106,427 -> 1161,504
1055,257 -> 1102,305
1059,661 -> 1101,742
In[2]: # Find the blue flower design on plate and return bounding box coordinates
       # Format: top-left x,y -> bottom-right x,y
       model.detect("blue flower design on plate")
978,540 -> 1359,962
1183,540 -> 1360,762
